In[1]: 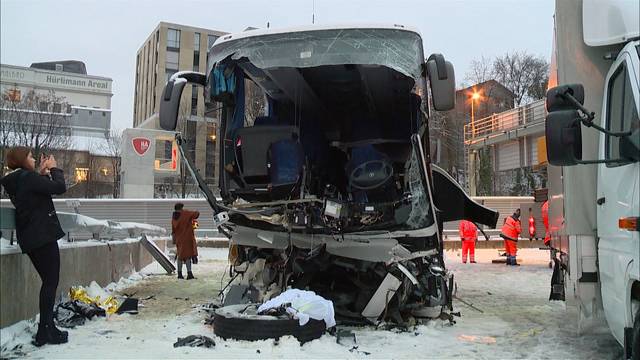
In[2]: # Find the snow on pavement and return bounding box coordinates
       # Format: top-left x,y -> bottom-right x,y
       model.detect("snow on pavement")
1,248 -> 623,359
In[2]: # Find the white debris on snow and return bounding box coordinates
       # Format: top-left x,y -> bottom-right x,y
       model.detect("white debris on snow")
258,288 -> 336,327
1,248 -> 624,359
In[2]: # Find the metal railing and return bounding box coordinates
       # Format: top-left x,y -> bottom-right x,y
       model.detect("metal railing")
464,99 -> 545,145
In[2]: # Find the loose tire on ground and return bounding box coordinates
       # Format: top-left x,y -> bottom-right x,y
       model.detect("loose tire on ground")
213,304 -> 326,344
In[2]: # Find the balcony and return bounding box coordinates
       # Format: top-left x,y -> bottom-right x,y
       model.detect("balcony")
464,99 -> 545,149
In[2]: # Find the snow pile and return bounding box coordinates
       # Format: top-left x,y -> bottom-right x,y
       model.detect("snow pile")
0,271 -> 150,359
57,212 -> 166,239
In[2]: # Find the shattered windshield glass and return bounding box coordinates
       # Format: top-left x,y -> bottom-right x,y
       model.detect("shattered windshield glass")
208,28 -> 425,79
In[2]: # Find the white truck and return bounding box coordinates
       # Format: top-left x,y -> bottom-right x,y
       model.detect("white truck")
545,0 -> 639,357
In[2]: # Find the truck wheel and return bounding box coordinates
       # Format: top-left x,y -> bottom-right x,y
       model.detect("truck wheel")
213,304 -> 326,344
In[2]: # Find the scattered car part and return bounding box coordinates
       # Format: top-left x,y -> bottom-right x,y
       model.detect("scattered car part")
140,234 -> 176,274
361,273 -> 402,322
173,335 -> 216,348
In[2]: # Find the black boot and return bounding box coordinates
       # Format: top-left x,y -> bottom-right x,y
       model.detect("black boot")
177,272 -> 184,279
32,323 -> 68,347
186,271 -> 195,280
48,320 -> 68,339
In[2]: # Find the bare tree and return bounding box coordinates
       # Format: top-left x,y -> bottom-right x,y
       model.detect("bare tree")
493,51 -> 549,106
101,130 -> 123,198
464,56 -> 494,85
0,89 -> 72,167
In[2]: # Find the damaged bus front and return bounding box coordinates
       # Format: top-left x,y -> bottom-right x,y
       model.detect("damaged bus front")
160,25 -> 498,325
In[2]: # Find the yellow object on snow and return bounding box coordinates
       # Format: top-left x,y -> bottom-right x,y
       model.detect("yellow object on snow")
69,287 -> 120,315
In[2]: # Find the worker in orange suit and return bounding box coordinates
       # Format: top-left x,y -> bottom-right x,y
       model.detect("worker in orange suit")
459,220 -> 478,263
542,201 -> 550,246
500,209 -> 521,266
528,207 -> 536,240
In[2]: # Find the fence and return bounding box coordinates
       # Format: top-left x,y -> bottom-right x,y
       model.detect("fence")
464,99 -> 545,145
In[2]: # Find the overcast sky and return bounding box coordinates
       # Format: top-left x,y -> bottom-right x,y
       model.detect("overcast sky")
1,0 -> 554,131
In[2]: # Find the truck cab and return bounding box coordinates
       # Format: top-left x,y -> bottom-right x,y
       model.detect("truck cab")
596,38 -> 640,350
544,0 -> 640,355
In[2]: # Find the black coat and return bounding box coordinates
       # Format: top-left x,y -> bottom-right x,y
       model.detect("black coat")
0,168 -> 66,253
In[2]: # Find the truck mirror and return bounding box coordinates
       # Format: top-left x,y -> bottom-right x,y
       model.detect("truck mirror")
159,79 -> 188,131
545,109 -> 582,166
546,84 -> 584,112
620,129 -> 640,162
426,54 -> 455,111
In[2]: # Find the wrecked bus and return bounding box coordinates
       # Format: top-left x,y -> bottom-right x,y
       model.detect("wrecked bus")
159,24 -> 499,330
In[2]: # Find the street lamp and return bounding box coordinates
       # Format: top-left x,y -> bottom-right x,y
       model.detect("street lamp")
467,91 -> 482,196
470,91 -> 481,137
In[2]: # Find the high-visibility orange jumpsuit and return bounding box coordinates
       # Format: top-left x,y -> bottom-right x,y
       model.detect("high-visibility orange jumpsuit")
542,201 -> 550,246
459,220 -> 478,263
500,215 -> 521,265
528,215 -> 536,239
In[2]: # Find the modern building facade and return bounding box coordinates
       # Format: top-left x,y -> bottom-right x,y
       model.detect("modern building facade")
0,61 -> 113,136
464,99 -> 547,196
131,22 -> 226,196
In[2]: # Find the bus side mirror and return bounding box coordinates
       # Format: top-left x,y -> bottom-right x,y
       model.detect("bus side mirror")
159,79 -> 188,131
426,54 -> 455,111
159,71 -> 207,131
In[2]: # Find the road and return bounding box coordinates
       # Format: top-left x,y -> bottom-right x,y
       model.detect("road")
1,248 -> 623,359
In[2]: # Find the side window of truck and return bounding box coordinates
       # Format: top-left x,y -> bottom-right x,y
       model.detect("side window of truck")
605,63 -> 640,167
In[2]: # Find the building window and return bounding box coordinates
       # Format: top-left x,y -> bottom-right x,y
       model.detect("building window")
191,85 -> 198,116
166,50 -> 179,71
205,123 -> 217,178
155,139 -> 178,171
193,54 -> 199,72
39,101 -> 48,111
75,167 -> 89,182
194,32 -> 200,50
207,35 -> 217,50
167,28 -> 180,49
53,103 -> 62,113
67,104 -> 72,113
166,69 -> 177,84
55,64 -> 63,71
102,112 -> 106,117
3,88 -> 21,102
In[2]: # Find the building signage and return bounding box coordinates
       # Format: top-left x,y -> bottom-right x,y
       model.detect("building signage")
45,75 -> 109,90
0,64 -> 112,93
132,137 -> 151,156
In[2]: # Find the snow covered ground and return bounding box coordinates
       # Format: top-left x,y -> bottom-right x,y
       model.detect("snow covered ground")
1,248 -> 623,359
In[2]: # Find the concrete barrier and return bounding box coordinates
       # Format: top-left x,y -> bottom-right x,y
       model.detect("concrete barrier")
0,237 -> 169,328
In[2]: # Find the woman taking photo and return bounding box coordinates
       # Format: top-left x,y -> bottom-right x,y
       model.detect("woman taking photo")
0,146 -> 68,346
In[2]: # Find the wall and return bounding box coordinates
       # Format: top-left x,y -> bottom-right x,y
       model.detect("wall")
0,238 -> 169,328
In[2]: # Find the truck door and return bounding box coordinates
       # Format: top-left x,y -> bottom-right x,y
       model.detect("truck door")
597,43 -> 640,344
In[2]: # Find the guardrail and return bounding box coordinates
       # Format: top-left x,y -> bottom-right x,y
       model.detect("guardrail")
464,99 -> 545,145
